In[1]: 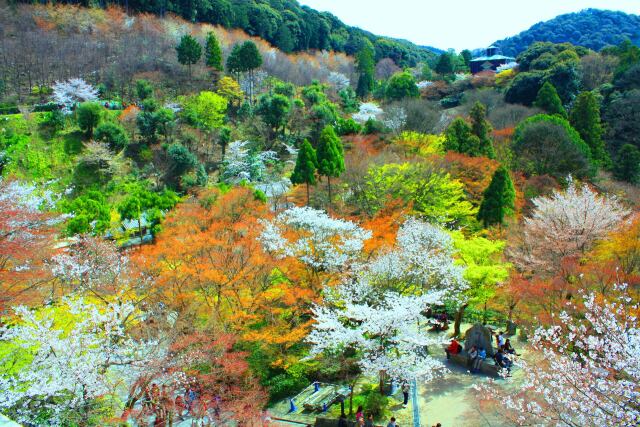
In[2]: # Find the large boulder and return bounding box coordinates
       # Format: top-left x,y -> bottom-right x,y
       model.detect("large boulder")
464,324 -> 495,356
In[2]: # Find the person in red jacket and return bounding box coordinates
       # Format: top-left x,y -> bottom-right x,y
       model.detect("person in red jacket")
445,338 -> 462,359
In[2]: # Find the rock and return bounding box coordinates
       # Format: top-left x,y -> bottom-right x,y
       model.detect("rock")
463,323 -> 495,357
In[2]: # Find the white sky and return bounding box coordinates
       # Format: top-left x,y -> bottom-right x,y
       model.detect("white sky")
298,0 -> 640,51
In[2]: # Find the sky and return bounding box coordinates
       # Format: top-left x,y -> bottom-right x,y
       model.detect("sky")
297,0 -> 640,51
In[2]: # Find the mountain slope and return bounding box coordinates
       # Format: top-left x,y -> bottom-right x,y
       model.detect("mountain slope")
15,0 -> 436,67
494,9 -> 640,56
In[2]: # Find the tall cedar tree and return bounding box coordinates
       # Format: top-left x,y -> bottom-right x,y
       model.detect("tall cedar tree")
356,45 -> 375,98
613,144 -> 640,184
291,140 -> 318,205
205,32 -> 223,71
470,102 -> 496,159
534,82 -> 567,118
316,126 -> 345,205
435,52 -> 454,75
477,166 -> 516,227
226,41 -> 262,104
570,91 -> 609,167
176,34 -> 202,76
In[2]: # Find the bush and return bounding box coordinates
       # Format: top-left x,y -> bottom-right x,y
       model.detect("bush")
76,102 -> 103,137
363,386 -> 389,419
94,122 -> 129,151
41,110 -> 65,131
336,117 -> 362,135
264,372 -> 308,402
363,118 -> 385,135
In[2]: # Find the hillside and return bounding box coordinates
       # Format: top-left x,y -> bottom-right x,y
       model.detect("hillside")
494,9 -> 640,56
12,0 -> 436,67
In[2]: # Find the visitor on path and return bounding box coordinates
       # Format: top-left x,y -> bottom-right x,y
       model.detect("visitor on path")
387,416 -> 397,427
445,338 -> 462,359
497,331 -> 506,349
495,348 -> 512,374
468,345 -> 478,371
504,339 -> 520,356
473,347 -> 487,372
356,405 -> 364,421
365,413 -> 374,427
401,381 -> 410,407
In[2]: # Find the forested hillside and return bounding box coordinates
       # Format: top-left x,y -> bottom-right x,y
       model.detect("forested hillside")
14,0 -> 437,67
1,2 -> 639,426
495,9 -> 640,56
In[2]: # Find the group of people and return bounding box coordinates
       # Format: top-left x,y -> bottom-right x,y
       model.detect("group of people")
337,407 -> 375,426
445,329 -> 520,375
140,381 -> 220,426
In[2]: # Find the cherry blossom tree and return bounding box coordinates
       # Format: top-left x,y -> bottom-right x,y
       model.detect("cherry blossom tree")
352,102 -> 383,124
51,78 -> 99,113
259,206 -> 372,273
509,178 -> 630,275
484,285 -> 640,426
0,179 -> 63,310
0,297 -> 157,426
365,218 -> 467,298
220,140 -> 279,184
307,278 -> 448,391
327,72 -> 350,91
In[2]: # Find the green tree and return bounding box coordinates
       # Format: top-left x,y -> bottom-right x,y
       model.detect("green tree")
94,122 -> 129,151
117,186 -> 179,238
477,166 -> 516,227
290,139 -> 317,205
226,41 -> 263,103
513,114 -> 594,178
76,102 -> 103,138
218,126 -> 232,160
570,91 -> 609,167
355,45 -> 375,98
613,144 -> 640,184
435,52 -> 454,75
460,50 -> 472,67
135,79 -> 153,100
469,102 -> 496,159
316,125 -> 345,204
167,143 -> 198,178
205,32 -> 223,71
176,34 -> 202,76
385,71 -> 419,101
256,93 -> 291,138
226,44 -> 244,77
182,91 -> 228,131
534,81 -> 567,118
444,118 -> 473,153
63,191 -> 110,236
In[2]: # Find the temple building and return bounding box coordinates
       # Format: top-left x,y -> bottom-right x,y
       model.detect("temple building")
469,46 -> 516,74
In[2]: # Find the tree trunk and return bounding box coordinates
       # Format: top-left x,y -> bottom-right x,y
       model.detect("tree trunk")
327,175 -> 332,208
306,182 -> 310,206
454,303 -> 468,337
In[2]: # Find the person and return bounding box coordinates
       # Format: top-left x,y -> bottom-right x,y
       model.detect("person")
445,338 -> 462,359
497,331 -> 506,350
495,348 -> 512,374
504,339 -> 520,356
387,417 -> 397,427
355,405 -> 364,422
364,414 -> 374,427
338,414 -> 348,427
401,381 -> 410,407
474,347 -> 487,372
468,345 -> 478,371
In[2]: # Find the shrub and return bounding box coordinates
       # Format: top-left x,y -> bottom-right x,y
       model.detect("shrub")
76,102 -> 103,137
363,118 -> 385,135
336,117 -> 362,135
94,122 -> 129,151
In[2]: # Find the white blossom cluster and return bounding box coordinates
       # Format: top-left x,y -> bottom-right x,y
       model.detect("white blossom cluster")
51,78 -> 99,114
382,106 -> 407,133
50,237 -> 129,291
352,102 -> 383,124
221,140 -> 279,184
0,298 -> 156,426
307,278 -> 449,382
487,286 -> 640,426
416,80 -> 434,89
327,72 -> 350,91
259,206 -> 372,272
515,177 -> 630,273
496,62 -> 518,72
0,178 -> 60,212
364,218 -> 467,300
